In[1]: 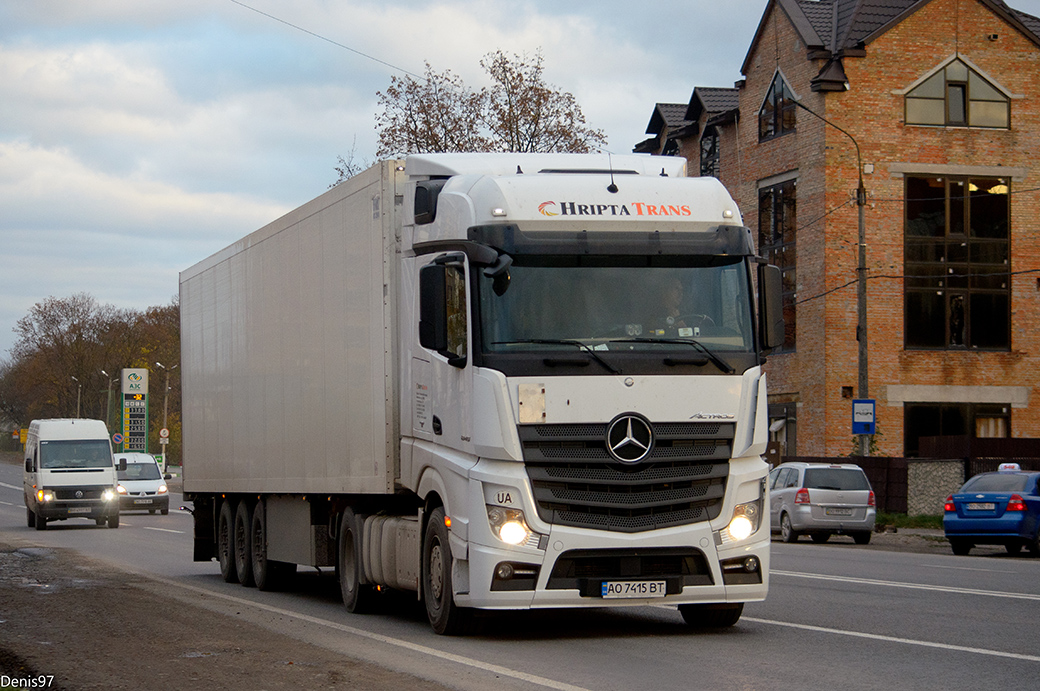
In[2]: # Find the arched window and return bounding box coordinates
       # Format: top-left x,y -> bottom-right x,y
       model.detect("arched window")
905,59 -> 1009,128
759,72 -> 796,141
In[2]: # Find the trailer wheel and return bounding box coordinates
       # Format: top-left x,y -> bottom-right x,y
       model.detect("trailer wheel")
422,507 -> 475,635
234,501 -> 255,587
338,508 -> 376,613
251,500 -> 295,592
217,499 -> 239,583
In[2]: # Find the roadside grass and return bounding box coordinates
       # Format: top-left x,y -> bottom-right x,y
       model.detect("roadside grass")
877,512 -> 943,530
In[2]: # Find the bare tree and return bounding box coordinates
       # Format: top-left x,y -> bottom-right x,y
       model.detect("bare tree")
375,62 -> 490,158
372,51 -> 607,158
481,50 -> 606,153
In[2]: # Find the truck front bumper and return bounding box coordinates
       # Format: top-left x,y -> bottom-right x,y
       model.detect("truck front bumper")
455,522 -> 769,610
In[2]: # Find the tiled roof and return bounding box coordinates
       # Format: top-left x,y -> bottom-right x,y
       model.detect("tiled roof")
644,103 -> 692,135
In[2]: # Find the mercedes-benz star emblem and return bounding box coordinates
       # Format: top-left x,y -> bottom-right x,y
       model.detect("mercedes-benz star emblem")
606,414 -> 654,463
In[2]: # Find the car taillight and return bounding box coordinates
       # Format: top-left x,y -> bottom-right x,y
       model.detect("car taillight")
868,490 -> 876,508
944,495 -> 956,512
1007,494 -> 1026,512
795,488 -> 810,504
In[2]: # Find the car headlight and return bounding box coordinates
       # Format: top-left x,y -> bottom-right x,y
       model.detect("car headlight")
116,484 -> 128,495
37,490 -> 54,503
486,506 -> 531,546
102,489 -> 116,502
157,484 -> 168,494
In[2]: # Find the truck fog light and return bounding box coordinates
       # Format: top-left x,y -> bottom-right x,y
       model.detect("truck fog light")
487,505 -> 532,546
743,556 -> 760,573
496,562 -> 515,579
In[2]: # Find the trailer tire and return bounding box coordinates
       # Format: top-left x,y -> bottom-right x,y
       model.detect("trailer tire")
338,508 -> 377,613
422,507 -> 475,635
234,501 -> 255,587
218,499 -> 239,583
251,500 -> 295,592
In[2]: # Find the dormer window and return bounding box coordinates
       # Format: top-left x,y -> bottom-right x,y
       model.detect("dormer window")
904,59 -> 1009,128
759,72 -> 796,141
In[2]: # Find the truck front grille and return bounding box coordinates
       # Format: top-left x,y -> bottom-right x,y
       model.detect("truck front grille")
520,422 -> 733,533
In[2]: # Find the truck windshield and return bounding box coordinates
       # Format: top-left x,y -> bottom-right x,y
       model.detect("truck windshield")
39,440 -> 113,469
479,257 -> 755,354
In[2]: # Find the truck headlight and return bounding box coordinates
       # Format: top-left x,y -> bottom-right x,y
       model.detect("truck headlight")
37,490 -> 54,503
102,489 -> 116,502
486,506 -> 531,546
726,499 -> 762,542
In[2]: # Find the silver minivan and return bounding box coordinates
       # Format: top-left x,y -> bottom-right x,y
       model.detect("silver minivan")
769,462 -> 876,544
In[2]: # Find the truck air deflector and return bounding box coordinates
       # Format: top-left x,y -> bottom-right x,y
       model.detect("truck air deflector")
519,422 -> 733,533
468,224 -> 754,257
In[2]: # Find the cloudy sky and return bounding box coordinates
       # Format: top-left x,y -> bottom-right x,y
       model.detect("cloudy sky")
0,0 -> 769,358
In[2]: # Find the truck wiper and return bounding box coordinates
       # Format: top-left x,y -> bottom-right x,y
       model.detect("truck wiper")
491,339 -> 621,375
608,338 -> 735,374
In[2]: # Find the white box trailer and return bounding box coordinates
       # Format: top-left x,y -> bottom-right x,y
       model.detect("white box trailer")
181,154 -> 784,634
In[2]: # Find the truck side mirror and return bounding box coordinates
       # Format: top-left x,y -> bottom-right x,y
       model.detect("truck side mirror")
25,458 -> 33,473
419,264 -> 449,352
758,264 -> 784,352
419,260 -> 468,368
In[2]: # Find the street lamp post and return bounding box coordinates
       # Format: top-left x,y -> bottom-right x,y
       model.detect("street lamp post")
792,99 -> 870,457
155,361 -> 178,469
70,376 -> 82,418
100,370 -> 115,433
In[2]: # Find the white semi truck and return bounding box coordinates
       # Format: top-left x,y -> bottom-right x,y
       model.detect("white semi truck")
180,153 -> 783,634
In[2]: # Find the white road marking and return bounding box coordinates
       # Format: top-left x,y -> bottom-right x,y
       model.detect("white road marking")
143,527 -> 183,534
146,577 -> 592,691
743,616 -> 1040,663
0,481 -> 21,491
774,569 -> 1040,601
924,564 -> 1017,574
0,500 -> 14,507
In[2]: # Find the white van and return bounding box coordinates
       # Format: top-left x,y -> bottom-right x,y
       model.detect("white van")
23,418 -> 122,529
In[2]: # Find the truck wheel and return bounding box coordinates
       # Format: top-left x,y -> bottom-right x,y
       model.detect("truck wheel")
234,501 -> 255,587
107,512 -> 120,529
27,507 -> 35,528
251,501 -> 295,592
422,507 -> 475,635
34,513 -> 47,531
679,603 -> 743,628
218,499 -> 239,583
338,508 -> 376,613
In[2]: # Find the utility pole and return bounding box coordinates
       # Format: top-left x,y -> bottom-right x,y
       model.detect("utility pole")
71,376 -> 82,418
155,361 -> 178,468
792,99 -> 870,456
101,370 -> 115,432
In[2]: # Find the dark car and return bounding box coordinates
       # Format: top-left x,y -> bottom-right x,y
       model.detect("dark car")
943,464 -> 1040,556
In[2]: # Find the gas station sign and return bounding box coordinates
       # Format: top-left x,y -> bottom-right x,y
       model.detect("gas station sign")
121,368 -> 149,452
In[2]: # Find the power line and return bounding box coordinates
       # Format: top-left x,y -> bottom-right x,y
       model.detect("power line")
796,267 -> 1040,305
228,0 -> 424,80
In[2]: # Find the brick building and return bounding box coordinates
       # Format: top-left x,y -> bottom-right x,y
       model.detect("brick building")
638,0 -> 1040,458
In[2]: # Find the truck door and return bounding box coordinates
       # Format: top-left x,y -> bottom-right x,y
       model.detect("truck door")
414,253 -> 473,453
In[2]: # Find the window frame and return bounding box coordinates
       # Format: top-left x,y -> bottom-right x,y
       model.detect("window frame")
758,178 -> 797,353
758,72 -> 797,141
700,126 -> 720,178
904,59 -> 1010,129
903,402 -> 1010,457
903,175 -> 1010,351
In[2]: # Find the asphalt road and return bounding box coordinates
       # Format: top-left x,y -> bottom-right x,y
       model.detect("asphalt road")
2,455 -> 1039,690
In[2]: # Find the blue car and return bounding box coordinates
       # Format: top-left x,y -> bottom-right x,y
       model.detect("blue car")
943,464 -> 1040,556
